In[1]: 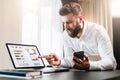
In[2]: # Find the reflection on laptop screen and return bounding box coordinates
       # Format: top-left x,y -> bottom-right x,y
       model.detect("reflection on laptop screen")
6,43 -> 45,69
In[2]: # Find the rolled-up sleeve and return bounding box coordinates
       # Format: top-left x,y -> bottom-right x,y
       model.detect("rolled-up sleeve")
89,28 -> 117,70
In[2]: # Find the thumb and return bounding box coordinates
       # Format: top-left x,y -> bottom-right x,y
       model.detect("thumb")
84,54 -> 89,61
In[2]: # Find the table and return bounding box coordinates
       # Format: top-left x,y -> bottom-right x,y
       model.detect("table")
0,70 -> 120,80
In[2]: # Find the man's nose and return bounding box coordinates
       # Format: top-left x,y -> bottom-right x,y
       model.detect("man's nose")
64,23 -> 70,29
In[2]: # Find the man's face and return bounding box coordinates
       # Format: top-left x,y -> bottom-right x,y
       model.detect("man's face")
62,13 -> 81,38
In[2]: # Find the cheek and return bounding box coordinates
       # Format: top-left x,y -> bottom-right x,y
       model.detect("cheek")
73,21 -> 78,28
69,23 -> 76,29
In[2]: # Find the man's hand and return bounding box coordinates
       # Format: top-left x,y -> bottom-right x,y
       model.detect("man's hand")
33,53 -> 61,66
73,54 -> 90,70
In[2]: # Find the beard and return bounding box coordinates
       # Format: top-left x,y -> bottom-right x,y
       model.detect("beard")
67,24 -> 81,38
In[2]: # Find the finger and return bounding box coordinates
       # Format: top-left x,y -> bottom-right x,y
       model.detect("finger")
73,58 -> 77,63
32,53 -> 55,60
49,53 -> 56,58
32,56 -> 41,60
38,55 -> 49,58
73,62 -> 81,69
32,57 -> 38,60
84,54 -> 89,61
49,53 -> 59,60
42,54 -> 55,62
73,56 -> 82,63
48,58 -> 55,63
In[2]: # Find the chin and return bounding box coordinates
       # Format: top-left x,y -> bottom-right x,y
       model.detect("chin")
69,34 -> 76,38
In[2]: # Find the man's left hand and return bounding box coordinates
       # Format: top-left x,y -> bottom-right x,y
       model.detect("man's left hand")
73,54 -> 90,70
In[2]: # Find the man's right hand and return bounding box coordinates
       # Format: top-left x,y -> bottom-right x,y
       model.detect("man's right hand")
33,53 -> 61,66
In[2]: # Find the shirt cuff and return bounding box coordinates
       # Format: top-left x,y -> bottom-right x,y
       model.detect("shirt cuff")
89,61 -> 100,70
59,58 -> 72,68
60,59 -> 66,67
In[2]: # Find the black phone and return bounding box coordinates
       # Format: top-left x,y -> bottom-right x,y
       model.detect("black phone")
73,51 -> 84,60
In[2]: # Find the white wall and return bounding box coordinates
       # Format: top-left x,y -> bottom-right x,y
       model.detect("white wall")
0,0 -> 22,69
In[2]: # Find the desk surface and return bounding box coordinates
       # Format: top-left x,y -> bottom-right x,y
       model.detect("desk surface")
0,70 -> 120,80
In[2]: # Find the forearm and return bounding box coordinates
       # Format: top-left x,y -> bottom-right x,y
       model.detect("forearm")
60,58 -> 73,68
89,58 -> 117,70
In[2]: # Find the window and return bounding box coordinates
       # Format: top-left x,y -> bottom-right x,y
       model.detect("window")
22,0 -> 63,59
111,0 -> 120,17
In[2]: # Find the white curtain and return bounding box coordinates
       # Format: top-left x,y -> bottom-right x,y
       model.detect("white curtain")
0,0 -> 22,69
78,0 -> 113,43
22,0 -> 63,59
0,0 -> 62,68
37,0 -> 63,57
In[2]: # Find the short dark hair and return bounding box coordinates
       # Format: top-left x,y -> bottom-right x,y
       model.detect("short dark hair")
59,2 -> 82,16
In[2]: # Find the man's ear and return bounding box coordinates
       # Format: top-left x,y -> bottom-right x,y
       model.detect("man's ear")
79,16 -> 82,23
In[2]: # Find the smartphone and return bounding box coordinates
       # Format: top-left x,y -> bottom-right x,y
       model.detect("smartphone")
73,51 -> 84,60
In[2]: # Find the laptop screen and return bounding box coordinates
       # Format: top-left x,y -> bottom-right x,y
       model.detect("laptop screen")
6,43 -> 45,69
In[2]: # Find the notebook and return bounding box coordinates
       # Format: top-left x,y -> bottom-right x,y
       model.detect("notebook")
6,43 -> 69,73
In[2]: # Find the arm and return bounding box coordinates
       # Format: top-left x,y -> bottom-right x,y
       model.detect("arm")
89,28 -> 117,70
59,31 -> 74,68
60,45 -> 74,68
33,53 -> 61,66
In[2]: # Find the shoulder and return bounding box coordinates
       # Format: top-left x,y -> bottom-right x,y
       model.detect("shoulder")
85,21 -> 106,34
85,21 -> 103,29
87,21 -> 110,41
84,21 -> 109,40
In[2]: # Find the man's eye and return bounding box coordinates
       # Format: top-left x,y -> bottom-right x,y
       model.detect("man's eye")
63,21 -> 73,25
67,21 -> 72,24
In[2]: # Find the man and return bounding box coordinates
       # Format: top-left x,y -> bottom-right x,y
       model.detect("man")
35,2 -> 117,70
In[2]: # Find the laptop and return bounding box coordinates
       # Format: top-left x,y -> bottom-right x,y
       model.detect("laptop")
6,43 -> 69,73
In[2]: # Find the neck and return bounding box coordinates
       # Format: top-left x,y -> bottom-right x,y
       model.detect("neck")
76,21 -> 84,38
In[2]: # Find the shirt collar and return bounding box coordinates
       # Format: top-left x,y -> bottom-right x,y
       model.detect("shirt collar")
78,21 -> 87,40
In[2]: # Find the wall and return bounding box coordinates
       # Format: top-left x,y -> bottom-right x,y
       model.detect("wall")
113,17 -> 120,69
111,0 -> 120,69
0,0 -> 22,69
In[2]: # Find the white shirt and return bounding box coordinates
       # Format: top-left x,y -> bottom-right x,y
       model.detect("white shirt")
60,21 -> 117,70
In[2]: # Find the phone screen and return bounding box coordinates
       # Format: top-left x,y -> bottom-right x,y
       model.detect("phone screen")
73,51 -> 84,60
